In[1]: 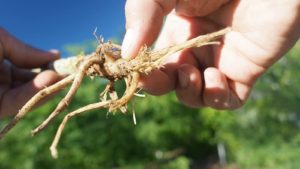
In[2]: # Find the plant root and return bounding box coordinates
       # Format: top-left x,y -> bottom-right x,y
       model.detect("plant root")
0,27 -> 231,158
50,100 -> 111,158
31,57 -> 105,136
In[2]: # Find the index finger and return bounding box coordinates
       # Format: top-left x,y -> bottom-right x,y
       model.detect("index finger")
0,27 -> 59,69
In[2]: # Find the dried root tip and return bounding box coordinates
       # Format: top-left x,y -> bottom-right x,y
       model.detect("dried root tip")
50,101 -> 111,158
50,146 -> 58,159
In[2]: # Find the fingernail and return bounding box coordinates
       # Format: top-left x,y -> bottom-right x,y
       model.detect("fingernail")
121,28 -> 136,60
205,71 -> 225,89
49,49 -> 60,58
178,70 -> 189,88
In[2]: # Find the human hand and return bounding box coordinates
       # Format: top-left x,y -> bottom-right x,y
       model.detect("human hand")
0,28 -> 61,118
122,0 -> 300,109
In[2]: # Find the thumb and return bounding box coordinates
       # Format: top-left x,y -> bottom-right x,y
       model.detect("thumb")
121,0 -> 176,59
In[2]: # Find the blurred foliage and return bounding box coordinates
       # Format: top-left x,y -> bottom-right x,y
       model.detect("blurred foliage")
63,40 -> 98,56
0,40 -> 300,169
217,41 -> 300,169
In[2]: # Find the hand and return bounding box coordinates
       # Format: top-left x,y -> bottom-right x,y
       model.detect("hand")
121,0 -> 300,109
0,28 -> 61,118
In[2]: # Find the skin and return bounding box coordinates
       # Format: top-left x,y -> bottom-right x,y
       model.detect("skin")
0,0 -> 299,118
121,0 -> 300,109
0,28 -> 61,118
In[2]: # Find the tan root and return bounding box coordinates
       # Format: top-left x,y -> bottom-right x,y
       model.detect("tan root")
0,27 -> 231,158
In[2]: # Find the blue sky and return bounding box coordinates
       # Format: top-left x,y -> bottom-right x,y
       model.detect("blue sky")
0,0 -> 126,56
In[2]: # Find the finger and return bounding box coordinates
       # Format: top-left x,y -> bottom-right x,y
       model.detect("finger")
139,13 -> 206,96
203,67 -> 230,109
11,66 -> 36,82
212,33 -> 265,101
139,69 -> 174,96
176,64 -> 203,108
121,0 -> 176,59
203,67 -> 242,109
0,70 -> 61,118
0,28 -> 60,68
140,48 -> 200,95
0,60 -> 12,85
154,12 -> 219,70
10,66 -> 36,88
155,12 -> 215,50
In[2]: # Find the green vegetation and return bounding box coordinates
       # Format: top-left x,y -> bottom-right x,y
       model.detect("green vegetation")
0,41 -> 299,169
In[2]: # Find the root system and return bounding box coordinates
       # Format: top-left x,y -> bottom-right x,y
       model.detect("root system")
0,28 -> 230,158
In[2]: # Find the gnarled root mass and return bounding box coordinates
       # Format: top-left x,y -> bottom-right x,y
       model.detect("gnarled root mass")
0,28 -> 230,158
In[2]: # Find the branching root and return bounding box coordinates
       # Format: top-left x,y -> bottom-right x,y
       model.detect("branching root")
0,27 -> 231,158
